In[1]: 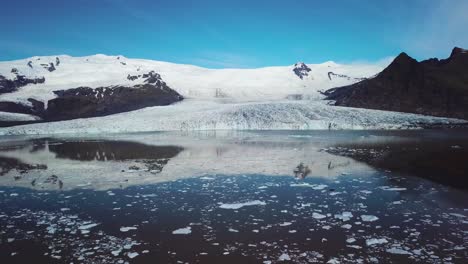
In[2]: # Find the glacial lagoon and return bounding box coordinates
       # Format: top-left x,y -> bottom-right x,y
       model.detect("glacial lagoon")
0,130 -> 467,263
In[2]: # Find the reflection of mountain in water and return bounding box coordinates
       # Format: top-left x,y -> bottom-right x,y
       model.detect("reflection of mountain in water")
48,141 -> 182,161
0,132 -> 373,190
0,139 -> 184,190
326,135 -> 468,189
0,156 -> 46,176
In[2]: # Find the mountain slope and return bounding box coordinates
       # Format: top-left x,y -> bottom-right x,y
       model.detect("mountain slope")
324,47 -> 468,119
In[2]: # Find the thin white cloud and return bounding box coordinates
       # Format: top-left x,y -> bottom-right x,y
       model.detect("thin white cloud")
403,0 -> 468,58
188,51 -> 259,68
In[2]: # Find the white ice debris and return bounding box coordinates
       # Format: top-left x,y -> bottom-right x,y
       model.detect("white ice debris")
127,252 -> 139,259
366,238 -> 388,246
386,248 -> 412,255
78,223 -> 99,230
361,215 -> 379,222
334,212 -> 353,221
172,226 -> 192,235
290,183 -> 328,190
327,258 -> 340,264
312,212 -> 327,219
219,200 -> 266,209
120,226 -> 138,232
278,253 -> 291,261
380,186 -> 407,191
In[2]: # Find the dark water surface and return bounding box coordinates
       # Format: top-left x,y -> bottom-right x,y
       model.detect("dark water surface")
0,130 -> 467,263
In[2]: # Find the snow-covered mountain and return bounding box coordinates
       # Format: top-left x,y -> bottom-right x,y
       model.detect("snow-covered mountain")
0,54 -> 465,134
0,54 -> 382,104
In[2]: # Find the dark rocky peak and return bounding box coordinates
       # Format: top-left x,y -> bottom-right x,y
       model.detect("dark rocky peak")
293,62 -> 311,79
392,52 -> 417,64
11,68 -> 18,74
27,61 -> 33,68
47,63 -> 56,72
378,52 -> 419,77
450,47 -> 468,58
55,57 -> 60,66
40,63 -> 56,72
143,71 -> 164,84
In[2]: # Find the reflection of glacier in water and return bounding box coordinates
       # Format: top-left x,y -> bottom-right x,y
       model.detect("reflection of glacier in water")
0,131 -> 467,263
0,131 -> 373,190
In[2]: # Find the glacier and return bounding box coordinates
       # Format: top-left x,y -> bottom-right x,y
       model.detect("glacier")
0,54 -> 465,135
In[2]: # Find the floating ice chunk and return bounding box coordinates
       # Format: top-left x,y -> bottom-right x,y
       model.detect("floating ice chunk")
327,258 -> 340,264
341,224 -> 352,229
386,248 -> 412,255
366,238 -> 388,246
361,215 -> 379,222
172,226 -> 192,235
346,238 -> 356,243
111,249 -> 122,256
200,177 -> 215,180
278,253 -> 291,261
312,212 -> 327,219
127,252 -> 139,259
334,212 -> 353,221
322,225 -> 331,230
449,213 -> 465,218
279,222 -> 292,226
120,226 -> 137,232
78,223 -> 99,230
290,183 -> 327,190
347,245 -> 362,249
219,200 -> 266,209
380,186 -> 407,191
228,228 -> 239,232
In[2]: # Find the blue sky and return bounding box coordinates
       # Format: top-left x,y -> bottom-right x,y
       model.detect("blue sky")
1,0 -> 467,68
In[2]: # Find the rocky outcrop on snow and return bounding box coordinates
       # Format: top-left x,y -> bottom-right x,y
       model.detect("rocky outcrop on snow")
324,47 -> 468,119
47,82 -> 182,120
0,74 -> 45,94
293,62 -> 311,79
0,64 -> 183,123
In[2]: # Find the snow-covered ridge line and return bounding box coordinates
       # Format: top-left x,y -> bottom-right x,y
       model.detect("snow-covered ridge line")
0,54 -> 386,106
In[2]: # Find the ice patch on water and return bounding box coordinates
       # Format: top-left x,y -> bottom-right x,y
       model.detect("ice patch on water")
290,183 -> 327,190
219,200 -> 266,209
120,226 -> 137,232
334,212 -> 353,221
380,186 -> 407,191
172,226 -> 192,235
366,238 -> 388,246
361,215 -> 379,222
313,212 -> 327,219
278,253 -> 291,261
78,223 -> 99,230
386,247 -> 412,255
